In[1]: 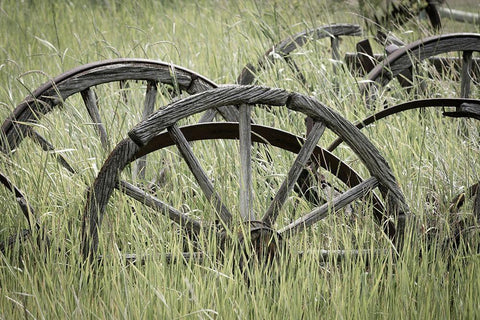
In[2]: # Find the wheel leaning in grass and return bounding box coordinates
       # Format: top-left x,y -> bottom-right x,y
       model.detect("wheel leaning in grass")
236,24 -> 362,85
0,59 -> 238,234
81,85 -> 410,263
362,33 -> 480,104
200,24 -> 362,122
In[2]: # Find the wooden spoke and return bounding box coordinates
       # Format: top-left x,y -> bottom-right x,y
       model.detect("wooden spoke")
461,51 -> 473,99
262,121 -> 326,226
279,176 -> 379,237
81,88 -> 110,150
167,124 -> 232,224
134,81 -> 158,180
239,104 -> 255,221
117,180 -> 203,233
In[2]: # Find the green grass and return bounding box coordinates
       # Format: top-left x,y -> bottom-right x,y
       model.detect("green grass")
1,0 -> 480,318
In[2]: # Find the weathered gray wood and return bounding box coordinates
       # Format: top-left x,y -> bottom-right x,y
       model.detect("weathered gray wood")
1,59 -> 219,152
117,180 -> 203,230
128,86 -> 290,146
367,33 -> 480,87
128,86 -> 408,235
81,87 -> 110,150
83,104 -> 399,259
262,121 -> 326,225
278,176 -> 379,236
134,81 -> 158,180
167,124 -> 232,223
461,51 -> 473,99
239,104 -> 255,221
189,77 -> 239,122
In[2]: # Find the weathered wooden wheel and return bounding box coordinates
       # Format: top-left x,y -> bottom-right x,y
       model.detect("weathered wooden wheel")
0,59 -> 240,238
236,24 -> 362,85
81,85 -> 409,264
200,24 -> 362,123
362,33 -> 480,104
327,98 -> 480,151
325,97 -> 480,250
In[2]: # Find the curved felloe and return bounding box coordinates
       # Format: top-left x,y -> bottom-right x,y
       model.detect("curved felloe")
328,98 -> 480,151
81,85 -> 409,259
365,33 -> 480,96
236,24 -> 362,85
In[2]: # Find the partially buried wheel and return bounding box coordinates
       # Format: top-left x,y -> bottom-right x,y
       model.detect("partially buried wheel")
81,85 -> 410,264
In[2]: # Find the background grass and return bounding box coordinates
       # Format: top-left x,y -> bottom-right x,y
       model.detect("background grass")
1,0 -> 480,318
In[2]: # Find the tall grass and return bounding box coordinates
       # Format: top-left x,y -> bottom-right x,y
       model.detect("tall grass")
1,0 -> 480,318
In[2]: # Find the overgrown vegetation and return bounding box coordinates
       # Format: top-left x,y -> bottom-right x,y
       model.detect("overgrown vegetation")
1,0 -> 480,318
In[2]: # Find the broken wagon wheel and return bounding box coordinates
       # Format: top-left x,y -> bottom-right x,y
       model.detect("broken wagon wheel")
362,33 -> 480,105
81,85 -> 409,263
200,24 -> 362,123
0,59 -> 239,179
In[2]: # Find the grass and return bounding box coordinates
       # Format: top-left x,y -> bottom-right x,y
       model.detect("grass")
1,0 -> 480,318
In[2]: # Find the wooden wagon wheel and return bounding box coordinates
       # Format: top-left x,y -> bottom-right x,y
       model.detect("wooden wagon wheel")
81,85 -> 409,263
325,98 -> 480,249
0,59 -> 242,245
362,33 -> 480,104
200,24 -> 362,123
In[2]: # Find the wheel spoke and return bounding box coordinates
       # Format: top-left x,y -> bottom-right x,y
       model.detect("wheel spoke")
461,51 -> 473,99
239,104 -> 255,221
27,128 -> 76,174
117,180 -> 203,233
279,176 -> 379,237
134,81 -> 158,180
262,121 -> 326,225
81,88 -> 110,150
167,124 -> 232,224
331,36 -> 341,92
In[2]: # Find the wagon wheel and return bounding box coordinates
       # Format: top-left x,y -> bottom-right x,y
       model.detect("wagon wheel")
199,24 -> 362,123
0,59 -> 243,245
0,172 -> 38,253
327,98 -> 480,151
362,33 -> 480,105
81,85 -> 409,264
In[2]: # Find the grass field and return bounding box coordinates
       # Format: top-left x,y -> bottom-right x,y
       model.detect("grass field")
1,0 -> 480,318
